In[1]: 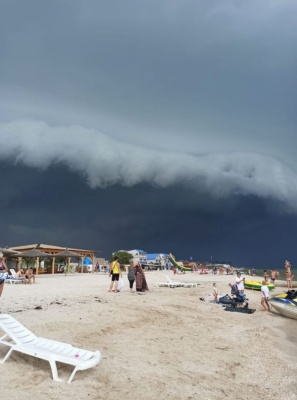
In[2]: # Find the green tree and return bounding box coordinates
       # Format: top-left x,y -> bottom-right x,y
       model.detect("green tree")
111,251 -> 133,266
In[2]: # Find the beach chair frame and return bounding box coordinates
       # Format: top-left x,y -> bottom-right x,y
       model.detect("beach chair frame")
0,314 -> 101,383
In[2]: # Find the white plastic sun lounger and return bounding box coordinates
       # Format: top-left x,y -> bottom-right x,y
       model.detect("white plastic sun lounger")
5,269 -> 23,284
155,275 -> 184,288
166,275 -> 198,288
5,270 -> 22,284
0,314 -> 101,383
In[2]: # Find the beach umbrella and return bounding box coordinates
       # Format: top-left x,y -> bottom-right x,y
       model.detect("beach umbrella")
54,249 -> 82,258
54,249 -> 82,273
16,248 -> 54,258
16,248 -> 54,271
0,247 -> 20,257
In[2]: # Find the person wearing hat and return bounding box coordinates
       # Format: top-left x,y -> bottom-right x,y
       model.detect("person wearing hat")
0,252 -> 9,297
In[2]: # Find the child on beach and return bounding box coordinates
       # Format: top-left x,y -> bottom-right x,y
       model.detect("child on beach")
213,283 -> 218,302
260,280 -> 271,311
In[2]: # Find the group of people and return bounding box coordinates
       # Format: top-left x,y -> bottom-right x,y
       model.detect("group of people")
233,271 -> 271,311
235,260 -> 295,312
108,256 -> 149,294
15,268 -> 36,284
0,252 -> 36,298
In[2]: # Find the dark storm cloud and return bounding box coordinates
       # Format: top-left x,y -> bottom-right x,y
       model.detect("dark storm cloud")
0,1 -> 297,267
2,163 -> 297,268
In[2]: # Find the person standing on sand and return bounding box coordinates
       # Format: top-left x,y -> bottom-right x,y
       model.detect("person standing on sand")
260,281 -> 271,311
235,272 -> 245,294
135,262 -> 149,293
127,261 -> 136,293
270,269 -> 276,285
263,270 -> 268,282
284,260 -> 294,289
0,253 -> 9,297
213,283 -> 218,302
285,260 -> 291,271
286,271 -> 294,289
108,256 -> 122,292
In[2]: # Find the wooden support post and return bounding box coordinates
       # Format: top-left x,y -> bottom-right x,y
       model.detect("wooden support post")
36,257 -> 40,274
52,257 -> 55,274
17,257 -> 22,272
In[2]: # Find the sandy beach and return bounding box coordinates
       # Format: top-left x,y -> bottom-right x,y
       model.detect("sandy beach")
0,271 -> 296,400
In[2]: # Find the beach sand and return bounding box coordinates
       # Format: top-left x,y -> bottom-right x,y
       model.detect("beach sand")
0,271 -> 296,400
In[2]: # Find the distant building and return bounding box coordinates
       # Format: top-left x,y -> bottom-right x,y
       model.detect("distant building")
147,253 -> 171,269
127,249 -> 147,264
146,253 -> 159,264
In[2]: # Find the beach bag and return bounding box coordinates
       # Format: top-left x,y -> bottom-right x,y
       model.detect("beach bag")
118,278 -> 124,291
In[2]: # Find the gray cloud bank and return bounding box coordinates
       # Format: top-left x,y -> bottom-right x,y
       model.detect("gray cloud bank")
1,0 -> 297,213
1,122 -> 297,211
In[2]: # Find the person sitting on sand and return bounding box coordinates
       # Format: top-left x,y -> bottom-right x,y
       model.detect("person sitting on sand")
135,262 -> 149,293
25,268 -> 36,284
260,280 -> 271,311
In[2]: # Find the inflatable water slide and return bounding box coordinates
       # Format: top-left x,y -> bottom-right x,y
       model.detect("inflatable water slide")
169,253 -> 192,272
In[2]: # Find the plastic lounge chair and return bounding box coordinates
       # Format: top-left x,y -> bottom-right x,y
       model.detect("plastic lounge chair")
5,269 -> 24,284
166,275 -> 198,288
155,274 -> 183,288
0,314 -> 101,383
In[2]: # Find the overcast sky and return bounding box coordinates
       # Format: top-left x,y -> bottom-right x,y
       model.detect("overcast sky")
1,1 -> 297,268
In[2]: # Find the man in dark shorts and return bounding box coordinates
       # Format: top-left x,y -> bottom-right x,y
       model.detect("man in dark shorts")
108,256 -> 122,292
270,269 -> 276,285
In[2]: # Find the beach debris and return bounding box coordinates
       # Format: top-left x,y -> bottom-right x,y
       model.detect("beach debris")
34,306 -> 42,310
224,307 -> 256,314
215,345 -> 229,351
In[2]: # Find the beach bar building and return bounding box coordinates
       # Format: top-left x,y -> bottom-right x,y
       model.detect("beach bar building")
7,243 -> 97,275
